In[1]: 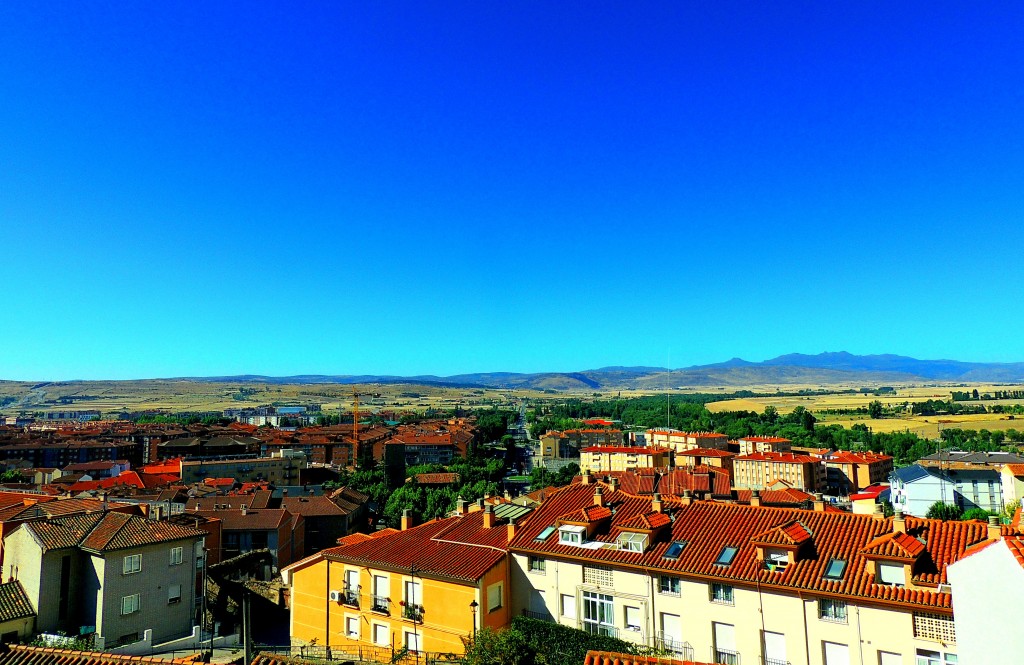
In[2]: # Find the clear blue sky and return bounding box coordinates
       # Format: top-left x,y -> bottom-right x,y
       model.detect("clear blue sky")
2,3 -> 1023,380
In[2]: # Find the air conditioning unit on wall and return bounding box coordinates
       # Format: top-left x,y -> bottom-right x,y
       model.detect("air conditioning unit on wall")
329,590 -> 342,602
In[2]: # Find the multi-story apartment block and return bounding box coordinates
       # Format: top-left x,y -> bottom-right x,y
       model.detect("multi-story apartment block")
674,448 -> 735,475
736,436 -> 792,455
286,501 -> 526,655
579,446 -> 672,474
816,450 -> 894,495
733,452 -> 825,492
4,511 -> 205,645
510,479 -> 993,665
646,430 -> 729,454
180,451 -> 306,486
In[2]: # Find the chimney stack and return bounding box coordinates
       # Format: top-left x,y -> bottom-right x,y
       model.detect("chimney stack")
507,517 -> 516,543
456,496 -> 467,516
813,492 -> 826,512
594,485 -> 605,507
608,477 -> 619,492
581,471 -> 593,485
893,509 -> 906,534
749,489 -> 761,508
241,504 -> 247,515
988,515 -> 1002,541
872,503 -> 885,520
680,489 -> 693,506
401,508 -> 413,531
483,505 -> 494,529
651,493 -> 663,513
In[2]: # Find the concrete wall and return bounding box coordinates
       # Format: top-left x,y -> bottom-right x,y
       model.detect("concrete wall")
949,540 -> 1024,665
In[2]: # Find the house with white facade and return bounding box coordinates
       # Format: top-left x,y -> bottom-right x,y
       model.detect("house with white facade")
889,465 -> 958,517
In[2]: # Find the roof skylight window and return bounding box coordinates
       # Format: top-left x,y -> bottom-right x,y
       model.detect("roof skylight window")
535,525 -> 556,542
823,558 -> 847,580
663,541 -> 687,560
714,546 -> 739,566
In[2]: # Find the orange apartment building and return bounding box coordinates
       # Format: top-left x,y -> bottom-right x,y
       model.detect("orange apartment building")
674,448 -> 736,476
580,446 -> 673,474
736,436 -> 793,455
286,501 -> 528,656
645,430 -> 729,453
732,452 -> 825,492
816,450 -> 895,495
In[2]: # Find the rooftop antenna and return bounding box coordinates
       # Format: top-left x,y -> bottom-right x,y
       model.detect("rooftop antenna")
666,352 -> 671,430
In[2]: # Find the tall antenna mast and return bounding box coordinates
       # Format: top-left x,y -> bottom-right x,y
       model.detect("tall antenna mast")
666,353 -> 671,430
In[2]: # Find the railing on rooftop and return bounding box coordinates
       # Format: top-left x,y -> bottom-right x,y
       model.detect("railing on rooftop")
342,589 -> 358,607
402,603 -> 423,622
762,658 -> 790,665
713,648 -> 740,665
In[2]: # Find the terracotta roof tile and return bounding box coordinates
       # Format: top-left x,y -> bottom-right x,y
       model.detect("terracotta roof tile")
584,650 -> 711,665
0,581 -> 35,622
861,531 -> 926,560
511,481 -> 997,611
0,645 -> 198,665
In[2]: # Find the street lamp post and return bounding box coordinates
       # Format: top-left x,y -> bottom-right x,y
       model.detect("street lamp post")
469,600 -> 479,640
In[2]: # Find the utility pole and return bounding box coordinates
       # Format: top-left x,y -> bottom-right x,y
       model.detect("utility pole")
242,588 -> 252,665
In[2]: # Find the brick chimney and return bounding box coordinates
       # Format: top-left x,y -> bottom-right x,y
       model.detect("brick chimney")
456,496 -> 467,516
581,471 -> 593,485
988,515 -> 1002,541
813,492 -> 826,512
401,508 -> 413,531
680,489 -> 693,506
872,503 -> 885,520
507,517 -> 516,543
608,476 -> 619,492
483,505 -> 494,529
749,489 -> 761,508
651,493 -> 663,513
893,509 -> 906,534
594,485 -> 605,507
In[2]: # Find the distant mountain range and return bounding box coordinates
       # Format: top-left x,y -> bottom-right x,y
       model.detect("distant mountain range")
182,352 -> 1024,391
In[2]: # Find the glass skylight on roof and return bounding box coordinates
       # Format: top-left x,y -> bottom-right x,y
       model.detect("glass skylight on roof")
824,558 -> 847,580
714,545 -> 739,566
663,540 -> 687,560
535,525 -> 556,542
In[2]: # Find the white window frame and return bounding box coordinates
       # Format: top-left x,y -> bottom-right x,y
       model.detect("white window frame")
560,593 -> 576,619
123,554 -> 142,575
819,598 -> 848,623
658,575 -> 681,596
710,582 -> 734,605
528,556 -> 546,574
345,615 -> 359,639
404,630 -> 421,652
372,623 -> 389,646
121,593 -> 141,615
170,546 -> 183,566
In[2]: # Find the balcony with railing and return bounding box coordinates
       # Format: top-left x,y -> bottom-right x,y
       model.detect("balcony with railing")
761,658 -> 790,665
521,609 -> 553,622
402,603 -> 424,622
713,648 -> 740,665
371,595 -> 390,614
653,634 -> 694,661
583,622 -> 617,639
342,589 -> 359,608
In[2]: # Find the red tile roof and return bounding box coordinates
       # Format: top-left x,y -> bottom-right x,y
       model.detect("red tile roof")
0,645 -> 199,665
194,507 -> 295,531
325,510 -> 513,583
582,446 -> 671,454
584,651 -> 711,665
823,451 -> 894,464
280,495 -> 346,517
676,448 -> 735,458
739,436 -> 792,443
751,520 -> 814,548
1004,464 -> 1024,477
861,531 -> 926,560
511,481 -> 1005,611
735,452 -> 819,464
412,473 -> 461,485
734,487 -> 813,505
618,511 -> 671,531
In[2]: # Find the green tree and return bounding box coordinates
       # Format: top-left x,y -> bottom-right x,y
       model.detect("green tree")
925,501 -> 963,521
463,627 -> 534,665
868,400 -> 884,419
961,508 -> 997,522
761,405 -> 779,425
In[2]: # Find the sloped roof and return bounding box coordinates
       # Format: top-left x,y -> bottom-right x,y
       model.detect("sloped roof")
280,496 -> 346,517
735,487 -> 814,506
751,520 -> 813,548
325,510 -> 512,583
79,512 -> 205,552
0,645 -> 198,665
584,651 -> 711,665
412,473 -> 461,485
618,511 -> 672,531
861,531 -> 926,560
511,481 -> 1004,611
0,581 -> 35,622
193,508 -> 293,531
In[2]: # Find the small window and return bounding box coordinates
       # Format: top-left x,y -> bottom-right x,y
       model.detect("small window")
168,584 -> 182,605
560,593 -> 575,619
535,525 -> 556,542
528,556 -> 546,573
710,583 -> 734,605
559,525 -> 585,545
714,546 -> 739,566
663,540 -> 687,560
823,558 -> 847,580
819,598 -> 847,623
878,562 -> 905,587
618,531 -> 648,553
764,549 -> 789,572
169,547 -> 183,566
373,623 -> 389,646
487,582 -> 503,612
624,605 -> 641,631
345,616 -> 359,639
658,576 -> 681,595
121,594 -> 141,615
122,554 -> 142,575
